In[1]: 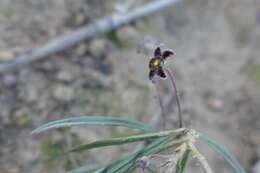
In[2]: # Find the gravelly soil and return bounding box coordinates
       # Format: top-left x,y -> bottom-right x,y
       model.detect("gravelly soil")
0,0 -> 260,173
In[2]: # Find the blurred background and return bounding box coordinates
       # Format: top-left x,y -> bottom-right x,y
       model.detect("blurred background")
0,0 -> 259,172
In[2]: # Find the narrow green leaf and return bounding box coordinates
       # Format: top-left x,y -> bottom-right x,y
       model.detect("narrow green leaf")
32,116 -> 155,134
80,136 -> 174,173
106,131 -> 184,173
199,134 -> 247,173
67,164 -> 103,173
100,136 -> 170,173
175,149 -> 192,173
69,129 -> 186,173
124,132 -> 186,172
69,129 -> 185,153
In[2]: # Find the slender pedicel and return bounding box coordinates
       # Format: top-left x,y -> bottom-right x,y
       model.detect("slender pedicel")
165,68 -> 182,128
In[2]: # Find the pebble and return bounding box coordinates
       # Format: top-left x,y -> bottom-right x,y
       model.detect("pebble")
0,50 -> 14,61
3,74 -> 17,87
75,43 -> 88,56
75,13 -> 85,26
207,97 -> 224,111
56,71 -> 73,82
1,109 -> 11,125
116,26 -> 139,43
52,84 -> 75,101
27,87 -> 39,102
89,38 -> 107,58
99,57 -> 113,75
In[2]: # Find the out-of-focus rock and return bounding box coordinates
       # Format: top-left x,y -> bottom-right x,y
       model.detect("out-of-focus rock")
89,38 -> 107,58
74,13 -> 85,26
116,26 -> 139,44
99,56 -> 113,75
3,74 -> 17,87
18,85 -> 39,102
52,84 -> 75,101
7,168 -> 19,173
75,43 -> 88,56
207,97 -> 224,111
17,137 -> 40,164
0,50 -> 14,61
0,102 -> 12,125
51,131 -> 64,143
56,70 -> 73,82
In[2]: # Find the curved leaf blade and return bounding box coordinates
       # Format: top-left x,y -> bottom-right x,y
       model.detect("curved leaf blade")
67,165 -> 103,173
199,134 -> 247,173
32,116 -> 156,134
106,131 -> 185,173
69,129 -> 185,153
98,136 -> 170,173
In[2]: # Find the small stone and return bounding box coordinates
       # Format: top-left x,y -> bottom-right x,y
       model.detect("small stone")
16,137 -> 41,166
13,108 -> 26,119
89,38 -> 107,58
75,43 -> 88,56
3,74 -> 17,87
75,13 -> 85,25
99,57 -> 113,75
1,109 -> 11,125
27,87 -> 39,102
8,168 -> 19,173
207,97 -> 224,111
0,50 -> 14,61
56,71 -> 73,82
51,131 -> 64,143
52,84 -> 75,101
18,85 -> 39,102
116,26 -> 139,43
41,61 -> 56,71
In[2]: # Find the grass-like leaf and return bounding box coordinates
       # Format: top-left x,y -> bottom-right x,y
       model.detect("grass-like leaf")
105,137 -> 170,173
69,129 -> 185,153
68,129 -> 187,173
67,164 -> 103,173
199,134 -> 247,173
175,149 -> 192,173
32,116 -> 155,134
105,132 -> 184,173
77,136 -> 172,173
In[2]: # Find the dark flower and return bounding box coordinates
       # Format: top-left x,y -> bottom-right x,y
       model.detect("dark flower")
149,47 -> 175,80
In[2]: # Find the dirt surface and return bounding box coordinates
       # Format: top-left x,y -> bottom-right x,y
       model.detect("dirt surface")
0,0 -> 260,173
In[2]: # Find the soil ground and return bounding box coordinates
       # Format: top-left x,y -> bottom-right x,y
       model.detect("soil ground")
0,0 -> 260,173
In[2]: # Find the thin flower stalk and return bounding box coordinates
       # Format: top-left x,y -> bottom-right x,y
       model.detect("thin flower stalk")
165,68 -> 183,128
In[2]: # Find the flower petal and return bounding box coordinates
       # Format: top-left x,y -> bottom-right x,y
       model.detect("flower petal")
154,47 -> 162,57
162,50 -> 175,59
149,70 -> 156,80
157,68 -> 166,78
